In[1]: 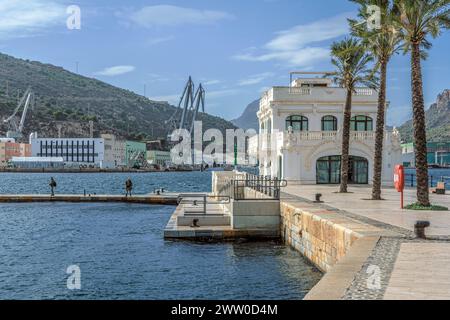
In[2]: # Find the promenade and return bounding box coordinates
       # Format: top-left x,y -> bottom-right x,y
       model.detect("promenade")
282,185 -> 450,300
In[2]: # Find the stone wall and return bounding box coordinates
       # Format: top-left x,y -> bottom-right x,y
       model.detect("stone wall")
280,201 -> 362,272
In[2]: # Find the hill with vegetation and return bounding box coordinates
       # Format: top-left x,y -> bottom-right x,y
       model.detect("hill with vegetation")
0,52 -> 235,142
399,89 -> 450,143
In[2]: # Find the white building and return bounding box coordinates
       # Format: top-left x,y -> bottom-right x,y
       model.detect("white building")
30,133 -> 105,167
250,72 -> 402,186
101,134 -> 126,168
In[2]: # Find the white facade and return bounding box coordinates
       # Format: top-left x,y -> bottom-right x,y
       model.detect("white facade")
30,134 -> 105,167
101,134 -> 126,168
250,74 -> 402,186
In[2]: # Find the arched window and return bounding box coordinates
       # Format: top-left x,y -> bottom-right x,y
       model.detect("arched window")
286,116 -> 308,132
351,116 -> 373,131
321,116 -> 338,131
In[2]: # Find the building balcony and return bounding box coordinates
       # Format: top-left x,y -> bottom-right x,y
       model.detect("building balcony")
251,130 -> 401,155
260,86 -> 378,111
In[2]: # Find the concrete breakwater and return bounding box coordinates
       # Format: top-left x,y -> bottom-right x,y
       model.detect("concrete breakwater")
0,194 -> 179,205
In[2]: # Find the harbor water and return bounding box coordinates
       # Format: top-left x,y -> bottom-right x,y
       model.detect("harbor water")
0,172 -> 322,300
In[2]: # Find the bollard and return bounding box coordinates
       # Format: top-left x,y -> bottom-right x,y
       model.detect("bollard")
314,193 -> 323,203
414,221 -> 430,239
191,219 -> 200,228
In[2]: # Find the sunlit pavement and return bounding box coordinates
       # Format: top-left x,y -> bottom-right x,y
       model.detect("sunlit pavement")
283,184 -> 450,300
283,184 -> 450,237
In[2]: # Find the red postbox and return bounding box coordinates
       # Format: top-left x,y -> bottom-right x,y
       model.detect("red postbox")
394,165 -> 405,209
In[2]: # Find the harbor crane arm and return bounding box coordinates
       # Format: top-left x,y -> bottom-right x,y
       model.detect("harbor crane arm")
179,77 -> 195,131
3,87 -> 32,126
18,91 -> 32,133
189,84 -> 205,133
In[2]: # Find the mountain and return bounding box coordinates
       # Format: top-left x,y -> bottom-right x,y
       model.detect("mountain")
398,89 -> 450,143
232,99 -> 260,131
0,52 -> 235,142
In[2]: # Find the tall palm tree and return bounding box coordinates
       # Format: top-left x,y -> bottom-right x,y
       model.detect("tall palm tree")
330,38 -> 376,193
393,0 -> 449,206
349,0 -> 403,200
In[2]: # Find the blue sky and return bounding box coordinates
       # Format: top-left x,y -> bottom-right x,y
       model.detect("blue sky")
0,0 -> 449,126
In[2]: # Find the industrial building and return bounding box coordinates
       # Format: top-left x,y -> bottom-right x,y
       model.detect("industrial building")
147,150 -> 172,167
9,157 -> 65,169
29,133 -> 105,167
402,142 -> 450,167
0,139 -> 31,167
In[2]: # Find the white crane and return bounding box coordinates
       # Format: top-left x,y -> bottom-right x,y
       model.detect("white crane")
3,87 -> 34,139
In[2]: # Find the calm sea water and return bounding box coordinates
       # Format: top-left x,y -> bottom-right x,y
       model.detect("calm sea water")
0,172 -> 322,300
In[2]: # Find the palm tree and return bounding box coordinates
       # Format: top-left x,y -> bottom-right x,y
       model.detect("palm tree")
349,0 -> 403,200
330,38 -> 376,193
393,0 -> 449,206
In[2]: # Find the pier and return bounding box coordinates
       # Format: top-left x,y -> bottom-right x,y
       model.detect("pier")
166,171 -> 450,300
0,193 -> 180,205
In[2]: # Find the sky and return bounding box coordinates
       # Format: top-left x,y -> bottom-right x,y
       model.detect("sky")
0,0 -> 449,127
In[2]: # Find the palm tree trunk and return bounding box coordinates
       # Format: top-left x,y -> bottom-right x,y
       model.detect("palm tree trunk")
411,43 -> 430,207
372,60 -> 388,200
340,88 -> 352,193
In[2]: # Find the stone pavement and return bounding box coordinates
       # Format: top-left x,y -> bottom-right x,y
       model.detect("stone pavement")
284,185 -> 450,237
283,185 -> 450,300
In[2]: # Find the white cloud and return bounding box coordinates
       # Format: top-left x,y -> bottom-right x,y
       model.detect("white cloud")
233,12 -> 352,67
95,65 -> 136,76
238,72 -> 274,86
203,79 -> 221,86
147,35 -> 175,46
0,0 -> 66,39
129,5 -> 234,28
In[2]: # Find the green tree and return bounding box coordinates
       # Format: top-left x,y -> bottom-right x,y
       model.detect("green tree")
393,0 -> 449,206
330,38 -> 376,193
349,0 -> 403,200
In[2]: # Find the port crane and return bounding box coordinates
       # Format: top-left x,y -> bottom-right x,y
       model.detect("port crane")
3,87 -> 34,139
166,77 -> 205,138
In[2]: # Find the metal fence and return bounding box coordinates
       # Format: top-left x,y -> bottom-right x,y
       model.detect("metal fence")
405,174 -> 450,190
218,174 -> 287,201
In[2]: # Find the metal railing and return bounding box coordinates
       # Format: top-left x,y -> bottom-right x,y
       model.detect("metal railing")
177,194 -> 231,215
404,174 -> 450,190
218,174 -> 288,201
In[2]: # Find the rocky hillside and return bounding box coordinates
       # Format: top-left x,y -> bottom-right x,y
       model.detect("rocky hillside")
232,99 -> 260,131
0,52 -> 235,142
399,89 -> 450,143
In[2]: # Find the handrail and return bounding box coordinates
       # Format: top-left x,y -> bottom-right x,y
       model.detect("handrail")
177,194 -> 231,216
217,174 -> 288,201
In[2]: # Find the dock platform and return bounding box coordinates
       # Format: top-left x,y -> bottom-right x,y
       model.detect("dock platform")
0,194 -> 180,205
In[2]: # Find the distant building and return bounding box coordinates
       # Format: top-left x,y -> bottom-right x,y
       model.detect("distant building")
146,139 -> 168,151
125,141 -> 147,168
147,150 -> 171,167
30,133 -> 105,167
101,134 -> 126,168
10,157 -> 65,169
250,72 -> 402,185
402,142 -> 450,167
0,141 -> 31,167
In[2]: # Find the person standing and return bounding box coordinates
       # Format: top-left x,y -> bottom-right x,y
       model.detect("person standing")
49,177 -> 57,197
125,178 -> 133,197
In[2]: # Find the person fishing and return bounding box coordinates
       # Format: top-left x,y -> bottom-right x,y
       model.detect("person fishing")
125,178 -> 133,197
49,177 -> 57,197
